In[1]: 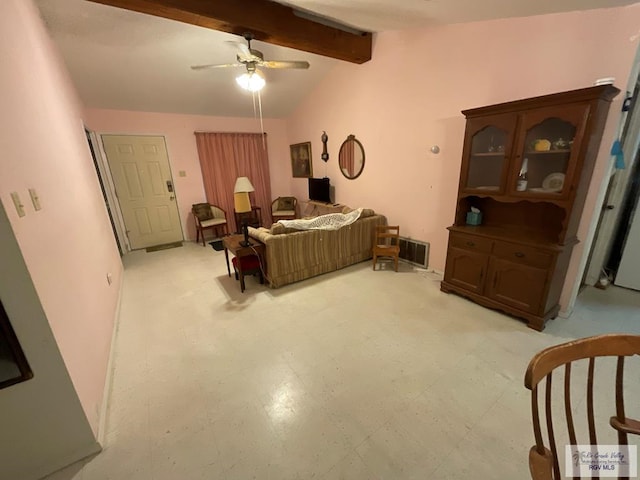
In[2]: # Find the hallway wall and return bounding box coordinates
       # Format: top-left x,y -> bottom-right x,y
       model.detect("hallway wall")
0,0 -> 122,450
0,204 -> 99,479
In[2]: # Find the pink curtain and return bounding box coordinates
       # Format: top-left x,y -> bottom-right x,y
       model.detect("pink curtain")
195,132 -> 272,232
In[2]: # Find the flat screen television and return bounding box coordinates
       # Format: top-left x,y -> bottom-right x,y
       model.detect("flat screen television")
308,177 -> 331,204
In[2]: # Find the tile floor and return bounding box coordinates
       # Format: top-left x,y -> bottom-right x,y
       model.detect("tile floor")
44,242 -> 640,480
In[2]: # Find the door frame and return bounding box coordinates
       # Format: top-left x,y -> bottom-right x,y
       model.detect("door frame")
583,50 -> 640,286
559,47 -> 640,316
87,130 -> 130,253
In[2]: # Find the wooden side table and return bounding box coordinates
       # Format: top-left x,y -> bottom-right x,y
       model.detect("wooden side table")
222,234 -> 266,292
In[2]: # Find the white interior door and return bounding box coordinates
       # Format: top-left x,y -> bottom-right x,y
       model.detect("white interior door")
102,135 -> 182,249
615,196 -> 640,290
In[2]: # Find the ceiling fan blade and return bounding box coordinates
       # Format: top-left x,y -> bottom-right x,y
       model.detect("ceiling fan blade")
191,63 -> 243,70
225,40 -> 255,62
261,60 -> 310,69
237,43 -> 253,61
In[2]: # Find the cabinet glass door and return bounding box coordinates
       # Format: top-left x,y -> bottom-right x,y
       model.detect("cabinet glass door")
511,105 -> 587,197
462,114 -> 516,194
465,125 -> 509,192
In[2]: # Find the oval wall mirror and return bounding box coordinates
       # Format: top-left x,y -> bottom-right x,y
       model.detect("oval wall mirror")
338,134 -> 365,180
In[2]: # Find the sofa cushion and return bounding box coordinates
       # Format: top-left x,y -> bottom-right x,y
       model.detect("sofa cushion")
270,222 -> 299,235
303,202 -> 346,218
192,203 -> 213,221
273,209 -> 296,217
201,218 -> 226,228
341,206 -> 374,217
270,223 -> 286,235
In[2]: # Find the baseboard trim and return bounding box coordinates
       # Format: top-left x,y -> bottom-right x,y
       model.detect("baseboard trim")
558,306 -> 573,319
97,273 -> 124,445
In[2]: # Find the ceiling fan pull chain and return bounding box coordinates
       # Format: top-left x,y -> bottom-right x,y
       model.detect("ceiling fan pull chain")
258,90 -> 266,148
251,89 -> 257,117
250,89 -> 265,148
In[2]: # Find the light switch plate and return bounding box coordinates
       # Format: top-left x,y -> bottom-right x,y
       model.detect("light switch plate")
10,192 -> 25,217
179,170 -> 186,177
28,188 -> 41,210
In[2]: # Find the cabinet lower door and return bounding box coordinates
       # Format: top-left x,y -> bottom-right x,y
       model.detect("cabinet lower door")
444,247 -> 488,294
486,258 -> 547,314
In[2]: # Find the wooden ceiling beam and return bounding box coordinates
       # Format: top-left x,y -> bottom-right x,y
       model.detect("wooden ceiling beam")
86,0 -> 372,63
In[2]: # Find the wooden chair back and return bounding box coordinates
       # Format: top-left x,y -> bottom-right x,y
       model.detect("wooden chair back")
525,334 -> 640,479
372,225 -> 400,271
271,196 -> 298,219
210,204 -> 226,220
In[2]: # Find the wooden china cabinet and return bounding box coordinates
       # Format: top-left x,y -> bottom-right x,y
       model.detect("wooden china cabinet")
441,85 -> 619,331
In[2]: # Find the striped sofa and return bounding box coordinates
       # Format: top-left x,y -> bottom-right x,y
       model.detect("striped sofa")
248,208 -> 385,288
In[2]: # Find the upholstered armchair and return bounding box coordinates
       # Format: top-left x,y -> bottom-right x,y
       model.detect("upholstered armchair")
271,196 -> 297,222
192,203 -> 228,246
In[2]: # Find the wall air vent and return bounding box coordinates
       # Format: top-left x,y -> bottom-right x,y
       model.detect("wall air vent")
399,237 -> 429,268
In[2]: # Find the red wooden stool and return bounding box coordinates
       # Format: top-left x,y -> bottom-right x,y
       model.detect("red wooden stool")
231,255 -> 264,292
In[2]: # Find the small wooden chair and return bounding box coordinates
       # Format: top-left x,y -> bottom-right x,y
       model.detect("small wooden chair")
372,225 -> 400,271
271,196 -> 298,222
525,334 -> 640,480
192,203 -> 228,246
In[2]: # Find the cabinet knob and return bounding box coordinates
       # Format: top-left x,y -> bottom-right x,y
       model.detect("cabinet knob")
515,252 -> 525,258
466,241 -> 475,247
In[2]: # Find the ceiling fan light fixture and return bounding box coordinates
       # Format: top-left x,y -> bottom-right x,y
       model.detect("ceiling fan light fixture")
236,71 -> 265,92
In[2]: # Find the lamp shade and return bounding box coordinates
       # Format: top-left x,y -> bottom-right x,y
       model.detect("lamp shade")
234,176 -> 255,193
234,192 -> 251,213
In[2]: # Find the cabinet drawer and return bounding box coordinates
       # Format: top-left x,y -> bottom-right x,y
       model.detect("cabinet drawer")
449,233 -> 492,253
492,241 -> 553,268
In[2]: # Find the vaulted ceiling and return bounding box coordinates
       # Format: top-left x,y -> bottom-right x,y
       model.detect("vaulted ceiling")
36,0 -> 638,118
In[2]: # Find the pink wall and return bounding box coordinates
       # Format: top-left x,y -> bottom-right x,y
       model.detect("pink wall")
0,0 -> 122,435
287,5 -> 640,312
83,109 -> 290,240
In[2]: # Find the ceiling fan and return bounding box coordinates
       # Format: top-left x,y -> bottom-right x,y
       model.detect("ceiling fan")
190,32 -> 310,74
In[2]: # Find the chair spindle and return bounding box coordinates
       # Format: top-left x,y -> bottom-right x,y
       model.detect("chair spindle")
615,356 -> 628,446
545,373 -> 561,480
587,358 -> 598,446
532,385 -> 545,454
564,363 -> 577,446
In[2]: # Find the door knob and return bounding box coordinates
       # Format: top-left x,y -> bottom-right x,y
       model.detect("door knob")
169,195 -> 175,201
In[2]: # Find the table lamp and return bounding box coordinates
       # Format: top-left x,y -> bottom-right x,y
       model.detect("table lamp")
234,176 -> 255,247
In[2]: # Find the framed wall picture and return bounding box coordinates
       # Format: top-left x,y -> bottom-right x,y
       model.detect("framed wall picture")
290,142 -> 313,178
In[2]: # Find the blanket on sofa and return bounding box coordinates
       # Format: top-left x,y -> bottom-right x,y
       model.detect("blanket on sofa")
279,208 -> 363,231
